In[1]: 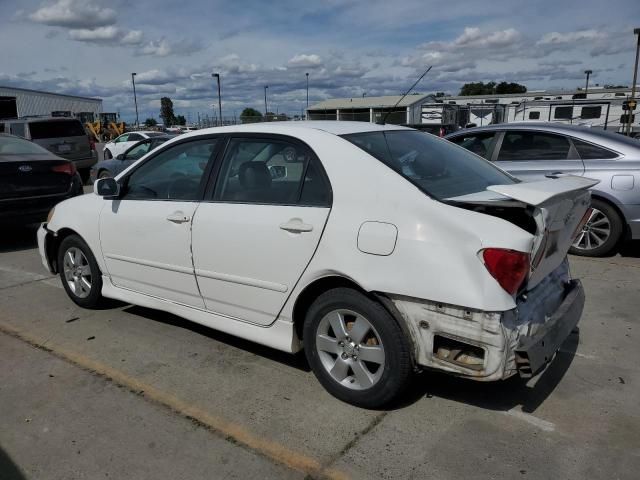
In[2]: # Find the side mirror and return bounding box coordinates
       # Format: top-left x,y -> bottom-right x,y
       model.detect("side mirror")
116,154 -> 125,160
268,165 -> 287,180
94,177 -> 120,198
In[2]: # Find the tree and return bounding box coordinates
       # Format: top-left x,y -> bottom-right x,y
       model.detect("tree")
240,108 -> 263,124
435,91 -> 447,97
175,115 -> 186,126
459,81 -> 526,96
160,97 -> 176,126
144,117 -> 158,127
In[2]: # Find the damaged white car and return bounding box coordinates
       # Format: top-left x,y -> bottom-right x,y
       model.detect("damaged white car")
37,122 -> 596,408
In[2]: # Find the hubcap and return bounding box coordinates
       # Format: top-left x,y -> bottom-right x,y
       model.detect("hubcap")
62,247 -> 92,298
315,309 -> 385,391
572,208 -> 611,251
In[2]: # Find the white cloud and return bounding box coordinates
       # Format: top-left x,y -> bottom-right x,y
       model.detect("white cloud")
537,29 -> 606,45
454,27 -> 520,48
29,0 -> 116,29
135,38 -> 204,57
288,54 -> 323,68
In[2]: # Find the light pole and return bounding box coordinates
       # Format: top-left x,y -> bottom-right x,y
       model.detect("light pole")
305,72 -> 309,109
264,85 -> 269,119
131,73 -> 139,128
584,69 -> 592,95
212,73 -> 222,126
627,28 -> 640,136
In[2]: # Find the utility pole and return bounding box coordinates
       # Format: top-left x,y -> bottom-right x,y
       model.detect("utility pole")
584,69 -> 592,95
131,73 -> 139,128
264,85 -> 269,118
626,28 -> 640,136
212,73 -> 222,126
306,72 -> 309,113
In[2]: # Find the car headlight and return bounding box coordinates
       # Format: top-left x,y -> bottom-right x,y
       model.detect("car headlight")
47,207 -> 55,223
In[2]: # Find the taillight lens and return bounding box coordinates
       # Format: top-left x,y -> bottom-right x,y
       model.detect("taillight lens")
482,248 -> 530,295
52,162 -> 77,176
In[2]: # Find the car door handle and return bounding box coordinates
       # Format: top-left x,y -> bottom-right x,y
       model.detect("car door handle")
166,212 -> 191,223
279,219 -> 313,233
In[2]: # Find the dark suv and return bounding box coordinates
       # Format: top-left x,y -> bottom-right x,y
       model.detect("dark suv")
0,117 -> 96,175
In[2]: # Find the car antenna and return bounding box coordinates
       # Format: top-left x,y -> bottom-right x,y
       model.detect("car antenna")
380,65 -> 432,125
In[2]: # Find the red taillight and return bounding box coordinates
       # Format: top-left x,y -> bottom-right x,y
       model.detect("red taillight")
482,248 -> 530,295
52,162 -> 77,176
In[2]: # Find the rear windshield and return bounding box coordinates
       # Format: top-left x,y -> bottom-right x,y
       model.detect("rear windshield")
342,130 -> 515,199
0,135 -> 53,155
29,120 -> 86,139
145,132 -> 165,137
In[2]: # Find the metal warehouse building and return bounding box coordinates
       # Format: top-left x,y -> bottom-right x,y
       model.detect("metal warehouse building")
0,86 -> 103,122
307,94 -> 437,125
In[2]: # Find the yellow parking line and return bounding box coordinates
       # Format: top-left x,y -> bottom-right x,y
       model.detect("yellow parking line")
0,322 -> 349,480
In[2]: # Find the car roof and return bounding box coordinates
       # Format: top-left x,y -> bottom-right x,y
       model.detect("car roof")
181,121 -> 410,137
447,122 -> 640,155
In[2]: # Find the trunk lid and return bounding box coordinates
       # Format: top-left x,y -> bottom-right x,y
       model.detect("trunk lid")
0,155 -> 73,200
449,176 -> 599,289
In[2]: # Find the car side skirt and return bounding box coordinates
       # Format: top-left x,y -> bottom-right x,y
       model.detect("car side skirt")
100,277 -> 300,353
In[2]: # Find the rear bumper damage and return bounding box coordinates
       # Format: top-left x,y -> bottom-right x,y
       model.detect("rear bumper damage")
389,261 -> 584,381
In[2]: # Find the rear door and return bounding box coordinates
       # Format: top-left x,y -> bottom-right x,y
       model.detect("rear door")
191,135 -> 332,325
493,130 -> 585,182
27,119 -> 91,161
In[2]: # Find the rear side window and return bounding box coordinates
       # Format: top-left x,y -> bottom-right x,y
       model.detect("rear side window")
572,138 -> 618,160
448,132 -> 497,160
127,133 -> 143,141
29,120 -> 85,139
344,130 -> 515,199
498,131 -> 571,161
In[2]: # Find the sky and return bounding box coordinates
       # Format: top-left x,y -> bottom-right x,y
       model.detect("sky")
1,0 -> 639,123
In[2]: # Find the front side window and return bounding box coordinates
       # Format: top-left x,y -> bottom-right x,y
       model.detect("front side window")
127,133 -> 142,142
123,139 -> 218,201
115,134 -> 129,143
344,130 -> 515,199
498,131 -> 571,161
214,138 -> 315,205
448,132 -> 497,159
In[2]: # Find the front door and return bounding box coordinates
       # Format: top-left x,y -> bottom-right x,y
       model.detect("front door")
191,136 -> 332,325
99,137 -> 220,307
493,130 -> 585,182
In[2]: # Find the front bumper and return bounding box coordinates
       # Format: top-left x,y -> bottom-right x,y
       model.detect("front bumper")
390,262 -> 584,381
37,223 -> 56,273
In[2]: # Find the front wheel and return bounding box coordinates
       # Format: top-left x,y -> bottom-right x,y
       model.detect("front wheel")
57,235 -> 104,308
570,199 -> 623,257
303,288 -> 413,408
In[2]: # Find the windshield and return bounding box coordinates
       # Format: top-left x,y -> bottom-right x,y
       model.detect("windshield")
0,135 -> 53,155
343,130 -> 515,199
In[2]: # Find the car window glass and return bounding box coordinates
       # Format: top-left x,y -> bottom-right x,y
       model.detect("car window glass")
127,133 -> 142,141
28,120 -> 85,139
497,132 -> 570,161
572,138 -> 618,160
0,135 -> 52,155
214,138 -> 310,205
344,131 -> 515,199
448,132 -> 497,160
116,134 -> 128,143
10,123 -> 26,137
126,142 -> 151,159
123,139 -> 218,201
299,158 -> 331,206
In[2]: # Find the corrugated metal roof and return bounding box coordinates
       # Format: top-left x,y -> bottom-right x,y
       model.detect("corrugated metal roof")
0,85 -> 102,103
308,94 -> 435,111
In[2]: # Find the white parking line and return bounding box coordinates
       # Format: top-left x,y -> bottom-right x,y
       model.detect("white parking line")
504,408 -> 556,432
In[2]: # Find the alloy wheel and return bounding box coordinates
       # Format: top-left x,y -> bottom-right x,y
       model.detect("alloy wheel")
572,208 -> 611,251
315,309 -> 385,390
62,247 -> 92,298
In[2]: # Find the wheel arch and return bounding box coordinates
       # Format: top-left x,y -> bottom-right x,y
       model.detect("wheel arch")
47,227 -> 85,273
590,193 -> 629,237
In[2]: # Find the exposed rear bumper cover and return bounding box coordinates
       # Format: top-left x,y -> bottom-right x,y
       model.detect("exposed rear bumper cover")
514,279 -> 584,377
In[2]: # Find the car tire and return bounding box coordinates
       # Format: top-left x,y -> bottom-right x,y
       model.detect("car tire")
57,235 -> 104,308
103,149 -> 112,160
303,288 -> 413,408
98,170 -> 112,179
570,198 -> 624,257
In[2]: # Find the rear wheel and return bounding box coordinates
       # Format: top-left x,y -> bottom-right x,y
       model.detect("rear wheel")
58,235 -> 104,308
103,149 -> 112,160
570,198 -> 623,257
303,288 -> 413,408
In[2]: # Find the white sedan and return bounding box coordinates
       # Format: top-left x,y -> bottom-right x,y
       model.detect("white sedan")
103,131 -> 166,159
38,122 -> 594,408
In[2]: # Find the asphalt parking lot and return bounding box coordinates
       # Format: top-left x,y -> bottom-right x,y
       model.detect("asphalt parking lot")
1,222 -> 639,479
